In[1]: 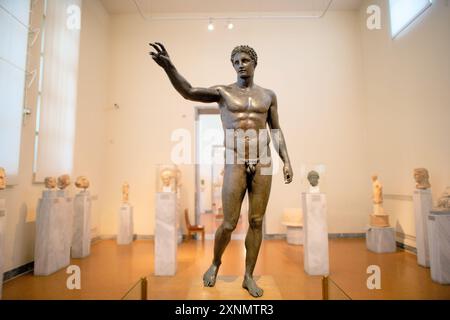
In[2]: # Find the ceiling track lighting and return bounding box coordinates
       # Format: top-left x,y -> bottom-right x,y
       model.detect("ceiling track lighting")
131,0 -> 334,22
207,18 -> 214,31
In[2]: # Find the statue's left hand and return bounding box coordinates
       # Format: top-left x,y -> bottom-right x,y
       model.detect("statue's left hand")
283,163 -> 293,184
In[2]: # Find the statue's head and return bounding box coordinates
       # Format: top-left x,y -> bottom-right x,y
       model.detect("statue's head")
414,168 -> 430,189
44,177 -> 57,189
231,45 -> 258,77
371,174 -> 378,182
57,174 -> 71,190
307,170 -> 320,187
161,169 -> 174,187
75,176 -> 90,190
0,167 -> 6,190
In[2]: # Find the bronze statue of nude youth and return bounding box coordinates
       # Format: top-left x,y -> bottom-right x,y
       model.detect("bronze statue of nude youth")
150,42 -> 293,297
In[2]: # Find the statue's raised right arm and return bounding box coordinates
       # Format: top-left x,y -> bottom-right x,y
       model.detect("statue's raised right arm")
149,42 -> 220,103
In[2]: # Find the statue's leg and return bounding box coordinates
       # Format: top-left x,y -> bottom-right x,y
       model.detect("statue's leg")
203,164 -> 247,287
242,163 -> 272,297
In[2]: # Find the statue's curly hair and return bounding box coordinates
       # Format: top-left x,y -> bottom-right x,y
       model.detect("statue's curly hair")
230,45 -> 258,66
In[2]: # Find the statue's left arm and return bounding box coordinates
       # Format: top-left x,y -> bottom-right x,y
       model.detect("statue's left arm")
267,91 -> 293,184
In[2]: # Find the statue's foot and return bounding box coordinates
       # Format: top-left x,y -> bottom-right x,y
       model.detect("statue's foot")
203,264 -> 220,287
242,275 -> 264,298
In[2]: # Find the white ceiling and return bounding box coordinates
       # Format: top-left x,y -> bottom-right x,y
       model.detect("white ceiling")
100,0 -> 363,15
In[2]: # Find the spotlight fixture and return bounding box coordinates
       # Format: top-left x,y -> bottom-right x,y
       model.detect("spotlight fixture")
207,19 -> 214,31
227,20 -> 234,30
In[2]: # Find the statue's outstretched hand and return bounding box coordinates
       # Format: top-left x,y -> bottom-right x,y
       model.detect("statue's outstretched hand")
149,42 -> 172,69
283,163 -> 293,184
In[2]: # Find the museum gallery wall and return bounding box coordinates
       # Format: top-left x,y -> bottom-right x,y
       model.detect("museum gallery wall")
0,0 -> 449,277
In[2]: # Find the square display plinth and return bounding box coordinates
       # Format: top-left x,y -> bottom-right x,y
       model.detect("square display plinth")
366,226 -> 396,253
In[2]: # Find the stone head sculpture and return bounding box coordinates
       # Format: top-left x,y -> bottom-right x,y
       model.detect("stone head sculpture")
75,176 -> 90,191
57,174 -> 71,190
307,170 -> 320,187
160,169 -> 174,188
414,168 -> 431,190
44,177 -> 57,190
0,167 -> 6,190
122,182 -> 129,203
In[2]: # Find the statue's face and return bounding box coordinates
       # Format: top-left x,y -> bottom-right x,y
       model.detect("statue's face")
308,174 -> 319,187
0,168 -> 5,190
414,170 -> 425,182
161,171 -> 172,187
45,177 -> 57,189
232,52 -> 255,78
75,176 -> 90,189
57,175 -> 71,190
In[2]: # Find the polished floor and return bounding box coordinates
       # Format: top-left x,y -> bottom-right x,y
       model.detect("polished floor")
2,238 -> 450,300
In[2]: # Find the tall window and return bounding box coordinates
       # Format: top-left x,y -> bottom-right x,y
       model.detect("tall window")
0,0 -> 30,184
33,0 -> 82,182
389,0 -> 433,38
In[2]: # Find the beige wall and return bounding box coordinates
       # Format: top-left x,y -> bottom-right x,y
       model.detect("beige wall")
1,0 -> 110,272
102,10 -> 370,236
360,0 -> 450,247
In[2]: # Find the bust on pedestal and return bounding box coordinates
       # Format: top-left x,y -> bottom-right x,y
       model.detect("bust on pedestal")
155,165 -> 179,276
412,168 -> 432,267
34,177 -> 71,276
72,176 -> 91,258
366,174 -> 396,253
302,171 -> 329,276
0,167 -> 6,298
117,182 -> 134,245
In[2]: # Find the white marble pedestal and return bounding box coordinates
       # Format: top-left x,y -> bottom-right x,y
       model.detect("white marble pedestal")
284,224 -> 303,245
413,189 -> 432,267
57,191 -> 74,264
117,203 -> 134,245
34,191 -> 71,276
155,192 -> 177,276
302,193 -> 329,276
427,210 -> 450,284
72,191 -> 91,259
0,199 -> 6,298
366,226 -> 396,253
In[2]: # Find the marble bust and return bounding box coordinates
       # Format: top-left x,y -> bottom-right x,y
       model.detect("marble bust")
44,177 -> 57,189
160,168 -> 175,193
0,167 -> 6,190
414,168 -> 431,190
75,176 -> 90,191
57,174 -> 71,190
307,170 -> 320,193
122,182 -> 130,203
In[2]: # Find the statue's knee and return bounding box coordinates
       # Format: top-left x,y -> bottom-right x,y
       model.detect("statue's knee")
222,221 -> 237,232
249,218 -> 263,229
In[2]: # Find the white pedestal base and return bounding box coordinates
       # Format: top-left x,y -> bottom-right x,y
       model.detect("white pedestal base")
428,210 -> 450,284
0,199 -> 5,298
117,204 -> 134,245
366,226 -> 396,253
155,192 -> 177,276
72,192 -> 91,259
413,189 -> 432,267
302,193 -> 329,276
285,225 -> 303,245
34,191 -> 71,276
